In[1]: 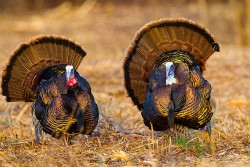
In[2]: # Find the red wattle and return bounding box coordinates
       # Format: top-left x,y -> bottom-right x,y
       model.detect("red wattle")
67,78 -> 77,87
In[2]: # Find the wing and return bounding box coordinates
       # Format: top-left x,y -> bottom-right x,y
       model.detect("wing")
173,64 -> 212,129
142,86 -> 175,131
189,66 -> 211,100
174,85 -> 212,129
76,89 -> 99,135
36,74 -> 68,107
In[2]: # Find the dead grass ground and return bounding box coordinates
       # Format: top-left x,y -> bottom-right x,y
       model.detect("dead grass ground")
0,0 -> 249,166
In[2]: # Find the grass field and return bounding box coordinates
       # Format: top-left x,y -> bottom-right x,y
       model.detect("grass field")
0,0 -> 249,166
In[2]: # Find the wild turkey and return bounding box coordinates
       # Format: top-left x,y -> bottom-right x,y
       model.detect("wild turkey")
1,35 -> 99,144
123,18 -> 219,134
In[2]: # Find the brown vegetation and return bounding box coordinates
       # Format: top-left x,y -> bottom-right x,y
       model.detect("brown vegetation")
0,0 -> 249,166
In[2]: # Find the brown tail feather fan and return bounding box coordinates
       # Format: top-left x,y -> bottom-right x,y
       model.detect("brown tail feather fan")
1,35 -> 86,102
123,18 -> 219,110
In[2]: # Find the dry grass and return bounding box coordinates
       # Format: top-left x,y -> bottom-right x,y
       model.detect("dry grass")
0,0 -> 249,166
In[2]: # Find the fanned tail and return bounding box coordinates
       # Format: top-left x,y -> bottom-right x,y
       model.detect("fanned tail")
123,18 -> 219,110
1,35 -> 86,102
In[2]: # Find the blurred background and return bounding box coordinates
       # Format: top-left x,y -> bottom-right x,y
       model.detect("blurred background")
0,0 -> 249,45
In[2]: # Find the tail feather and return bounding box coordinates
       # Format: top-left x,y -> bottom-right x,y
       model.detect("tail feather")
123,18 -> 219,110
2,35 -> 86,102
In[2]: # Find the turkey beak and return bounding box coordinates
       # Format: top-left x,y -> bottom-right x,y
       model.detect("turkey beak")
66,65 -> 74,81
